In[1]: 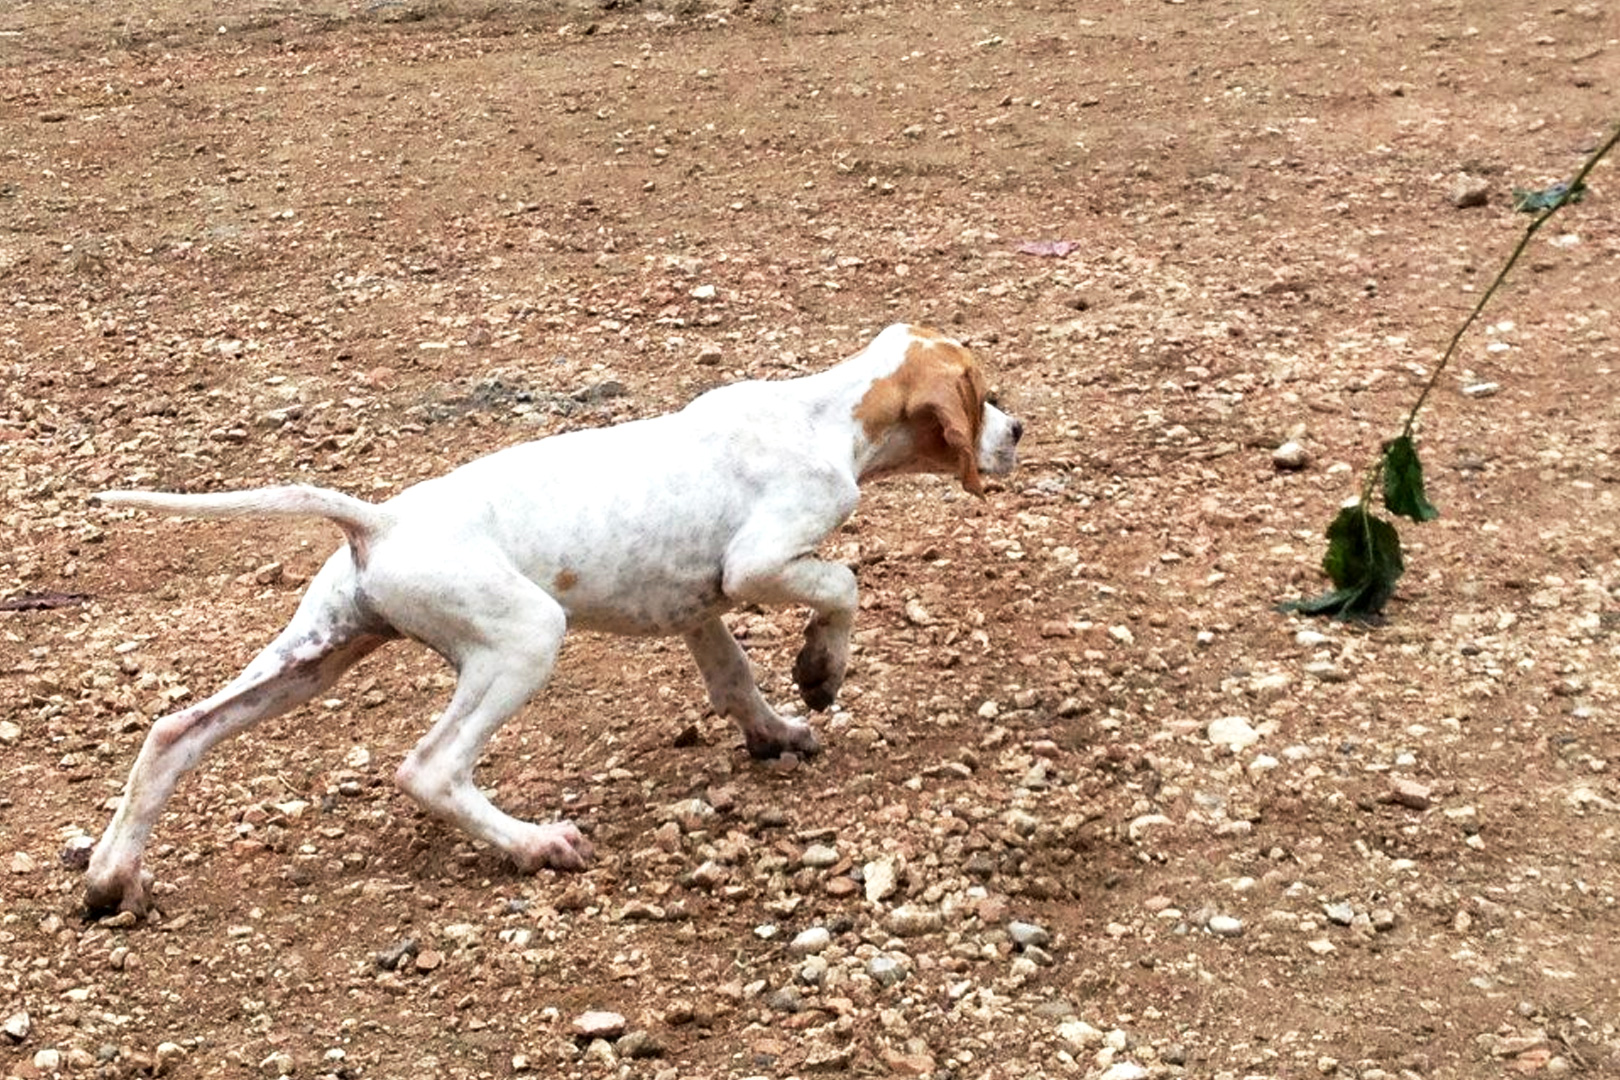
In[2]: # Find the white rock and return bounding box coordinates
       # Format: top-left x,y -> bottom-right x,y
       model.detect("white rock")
1099,1063 -> 1149,1080
886,904 -> 943,937
863,857 -> 900,903
3,1010 -> 30,1041
1207,715 -> 1260,751
572,1011 -> 627,1039
1272,440 -> 1310,470
1207,914 -> 1244,936
789,927 -> 831,956
1127,813 -> 1173,841
1055,1019 -> 1103,1051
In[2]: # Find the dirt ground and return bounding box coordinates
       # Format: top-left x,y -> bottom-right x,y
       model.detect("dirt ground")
3,1 -> 1619,1077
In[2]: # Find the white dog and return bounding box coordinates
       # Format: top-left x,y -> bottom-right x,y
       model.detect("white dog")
84,323 -> 1023,915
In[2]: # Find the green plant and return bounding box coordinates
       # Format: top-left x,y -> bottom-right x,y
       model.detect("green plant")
1281,121 -> 1619,620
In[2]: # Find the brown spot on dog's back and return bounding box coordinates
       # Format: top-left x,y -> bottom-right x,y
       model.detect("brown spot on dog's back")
554,569 -> 579,592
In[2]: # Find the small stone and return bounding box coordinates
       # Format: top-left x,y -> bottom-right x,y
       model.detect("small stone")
868,956 -> 907,988
253,561 -> 284,585
413,949 -> 443,973
259,1050 -> 294,1077
1207,914 -> 1244,936
797,955 -> 829,986
4,1011 -> 30,1042
800,842 -> 839,869
615,1031 -> 663,1059
9,851 -> 37,874
882,1049 -> 936,1076
885,904 -> 943,937
1207,716 -> 1260,751
155,1042 -> 185,1072
1324,901 -> 1355,926
1007,920 -> 1051,949
1272,440 -> 1310,470
375,938 -> 418,971
1450,173 -> 1491,208
1385,778 -> 1433,810
1371,908 -> 1397,932
0,719 -> 21,745
863,857 -> 900,902
1162,1044 -> 1188,1066
1099,1062 -> 1149,1080
1056,1019 -> 1104,1051
34,1048 -> 63,1071
572,1011 -> 627,1039
1303,660 -> 1349,682
789,926 -> 832,955
765,986 -> 803,1013
1462,381 -> 1501,398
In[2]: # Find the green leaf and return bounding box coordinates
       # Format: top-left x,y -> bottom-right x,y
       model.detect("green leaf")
1382,436 -> 1439,522
1278,504 -> 1405,621
1510,181 -> 1585,213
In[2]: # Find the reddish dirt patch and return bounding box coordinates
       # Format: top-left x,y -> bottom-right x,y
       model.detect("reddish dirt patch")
3,2 -> 1618,1078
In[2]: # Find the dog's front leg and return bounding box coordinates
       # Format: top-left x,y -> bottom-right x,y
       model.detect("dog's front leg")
684,617 -> 821,759
723,515 -> 858,714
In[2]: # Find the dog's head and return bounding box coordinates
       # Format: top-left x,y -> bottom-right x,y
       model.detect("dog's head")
853,325 -> 1023,494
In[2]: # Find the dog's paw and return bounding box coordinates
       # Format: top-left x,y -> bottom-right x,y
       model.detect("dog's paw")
792,631 -> 846,713
744,717 -> 822,761
512,820 -> 594,873
84,867 -> 154,921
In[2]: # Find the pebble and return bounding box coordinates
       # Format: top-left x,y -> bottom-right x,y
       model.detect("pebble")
1206,715 -> 1260,751
1272,440 -> 1310,470
1303,660 -> 1348,682
375,938 -> 418,971
1462,381 -> 1501,398
1385,778 -> 1433,810
0,719 -> 21,745
789,926 -> 831,955
259,1051 -> 294,1076
1450,173 -> 1491,208
414,949 -> 443,973
1099,1062 -> 1149,1080
868,956 -> 908,987
863,856 -> 900,902
34,1049 -> 63,1072
886,904 -> 943,937
1207,914 -> 1244,936
1007,920 -> 1051,949
572,1011 -> 627,1039
800,842 -> 839,868
797,955 -> 829,986
765,986 -> 803,1013
4,1010 -> 29,1042
1056,1019 -> 1103,1051
1324,901 -> 1355,926
615,1031 -> 663,1059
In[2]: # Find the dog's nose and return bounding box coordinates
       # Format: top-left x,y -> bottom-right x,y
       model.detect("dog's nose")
1010,418 -> 1025,443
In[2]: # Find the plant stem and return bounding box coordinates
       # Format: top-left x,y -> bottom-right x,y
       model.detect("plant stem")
1397,121 -> 1620,443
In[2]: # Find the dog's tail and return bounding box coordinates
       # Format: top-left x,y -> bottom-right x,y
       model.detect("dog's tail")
94,485 -> 389,562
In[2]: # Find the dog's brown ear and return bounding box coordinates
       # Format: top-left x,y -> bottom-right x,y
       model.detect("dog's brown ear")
912,357 -> 986,495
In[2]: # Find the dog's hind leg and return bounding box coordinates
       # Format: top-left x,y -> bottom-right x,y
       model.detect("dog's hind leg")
84,559 -> 394,917
390,581 -> 592,872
